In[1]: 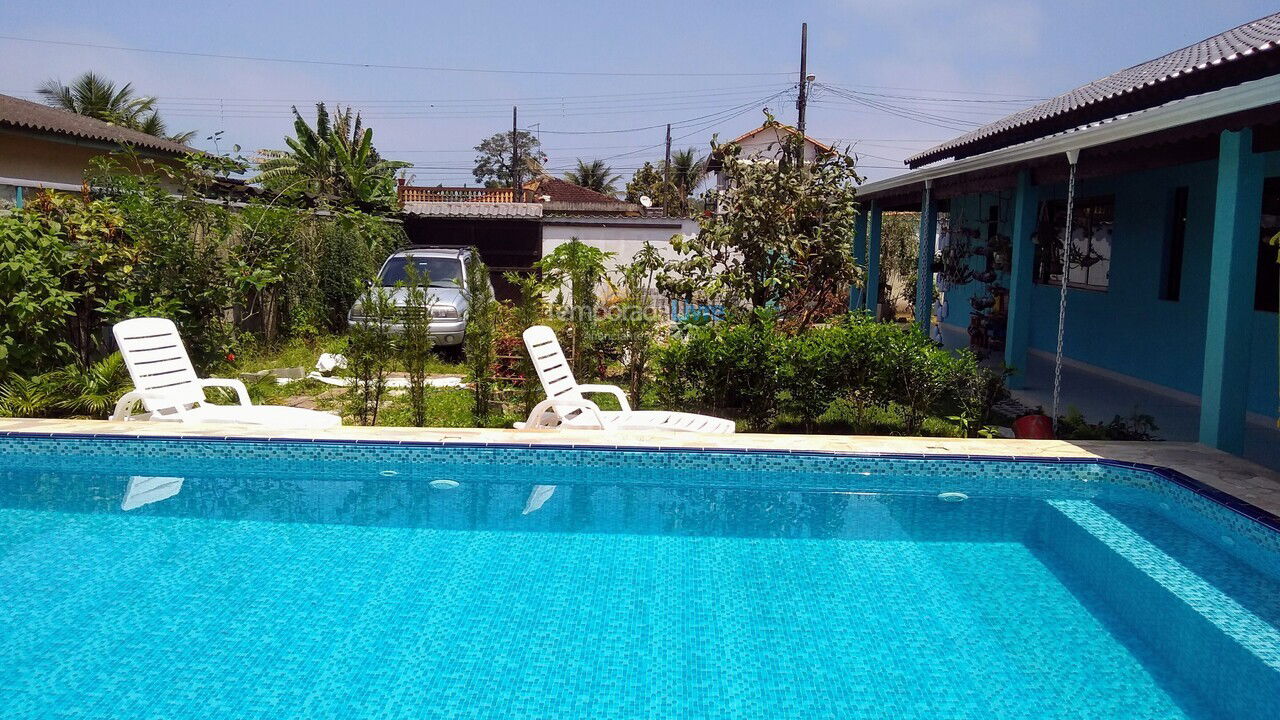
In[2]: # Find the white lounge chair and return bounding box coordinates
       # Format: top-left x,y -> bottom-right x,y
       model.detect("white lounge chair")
109,317 -> 342,428
518,325 -> 735,434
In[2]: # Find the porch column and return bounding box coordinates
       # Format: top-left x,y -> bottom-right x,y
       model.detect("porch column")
1004,169 -> 1038,388
1199,128 -> 1263,453
914,184 -> 937,329
867,201 -> 882,317
850,203 -> 868,310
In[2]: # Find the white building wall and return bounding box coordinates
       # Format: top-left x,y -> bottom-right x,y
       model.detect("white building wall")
714,128 -> 823,191
540,217 -> 700,269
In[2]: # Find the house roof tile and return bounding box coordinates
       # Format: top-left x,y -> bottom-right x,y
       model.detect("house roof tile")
907,12 -> 1280,167
528,176 -> 631,205
0,92 -> 193,156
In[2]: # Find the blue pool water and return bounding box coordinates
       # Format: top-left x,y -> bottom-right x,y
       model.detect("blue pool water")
0,436 -> 1277,719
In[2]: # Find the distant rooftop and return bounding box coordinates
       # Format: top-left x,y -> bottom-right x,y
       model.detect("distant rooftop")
907,12 -> 1280,168
0,92 -> 193,156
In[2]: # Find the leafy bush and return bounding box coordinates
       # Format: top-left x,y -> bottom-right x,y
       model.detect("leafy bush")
0,153 -> 405,385
399,265 -> 436,427
603,243 -> 665,408
658,114 -> 861,328
463,254 -> 498,422
538,239 -> 613,380
655,308 -> 787,430
0,353 -> 130,419
501,271 -> 550,416
655,312 -> 1007,436
1056,407 -> 1160,441
345,284 -> 397,425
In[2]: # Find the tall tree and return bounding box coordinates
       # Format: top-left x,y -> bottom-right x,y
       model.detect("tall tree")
658,116 -> 863,327
37,72 -> 194,143
472,130 -> 546,187
624,162 -> 670,206
564,159 -> 621,195
668,148 -> 707,198
253,103 -> 409,211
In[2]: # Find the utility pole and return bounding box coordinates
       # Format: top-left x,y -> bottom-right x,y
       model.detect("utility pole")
796,22 -> 809,139
663,123 -> 672,186
511,106 -> 521,198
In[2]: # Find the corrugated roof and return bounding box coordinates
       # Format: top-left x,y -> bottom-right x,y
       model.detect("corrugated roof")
401,201 -> 543,219
0,93 -> 194,156
907,12 -> 1280,168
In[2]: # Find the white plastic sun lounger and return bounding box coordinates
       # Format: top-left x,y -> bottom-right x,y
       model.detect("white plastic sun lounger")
109,317 -> 342,428
517,325 -> 735,434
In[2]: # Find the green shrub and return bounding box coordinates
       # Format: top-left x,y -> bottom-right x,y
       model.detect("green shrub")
463,253 -> 498,422
654,308 -> 787,430
500,270 -> 551,416
538,239 -> 613,380
345,284 -> 397,425
655,312 -> 1007,436
399,264 -> 436,427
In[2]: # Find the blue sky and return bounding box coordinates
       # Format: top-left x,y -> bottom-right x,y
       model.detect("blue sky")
2,1 -> 1276,183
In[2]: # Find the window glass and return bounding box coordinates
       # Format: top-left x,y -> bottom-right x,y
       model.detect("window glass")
379,257 -> 464,288
1159,187 -> 1188,302
1254,177 -> 1279,313
1033,195 -> 1114,291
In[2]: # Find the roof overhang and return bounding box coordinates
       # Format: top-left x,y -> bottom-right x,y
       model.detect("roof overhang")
401,201 -> 543,220
542,200 -> 641,216
859,73 -> 1280,208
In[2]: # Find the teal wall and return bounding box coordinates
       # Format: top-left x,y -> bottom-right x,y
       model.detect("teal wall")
938,150 -> 1279,419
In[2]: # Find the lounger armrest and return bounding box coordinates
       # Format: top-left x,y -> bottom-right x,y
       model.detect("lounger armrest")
522,397 -> 608,430
198,378 -> 252,406
576,384 -> 632,412
110,389 -> 182,421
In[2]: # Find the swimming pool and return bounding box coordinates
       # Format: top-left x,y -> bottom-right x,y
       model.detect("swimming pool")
0,434 -> 1277,719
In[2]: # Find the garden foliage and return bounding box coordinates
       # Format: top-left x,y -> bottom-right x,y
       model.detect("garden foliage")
659,114 -> 863,328
0,152 -> 404,417
463,256 -> 499,422
655,312 -> 1007,435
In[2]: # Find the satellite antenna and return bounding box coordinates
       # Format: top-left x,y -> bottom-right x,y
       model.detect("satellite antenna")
639,195 -> 653,208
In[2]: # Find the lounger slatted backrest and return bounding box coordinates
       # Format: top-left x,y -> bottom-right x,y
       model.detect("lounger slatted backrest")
113,317 -> 204,410
523,325 -> 585,411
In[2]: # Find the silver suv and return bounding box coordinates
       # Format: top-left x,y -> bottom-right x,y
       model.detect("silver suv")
347,247 -> 485,347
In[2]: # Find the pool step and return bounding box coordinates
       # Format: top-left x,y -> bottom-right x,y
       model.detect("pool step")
1036,499 -> 1280,719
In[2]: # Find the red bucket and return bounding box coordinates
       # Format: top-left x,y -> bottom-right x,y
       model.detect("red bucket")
1012,414 -> 1054,439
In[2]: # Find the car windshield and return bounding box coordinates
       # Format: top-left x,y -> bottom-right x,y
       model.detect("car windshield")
379,257 -> 464,288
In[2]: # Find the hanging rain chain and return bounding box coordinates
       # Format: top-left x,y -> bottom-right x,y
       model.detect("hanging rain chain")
1051,153 -> 1079,432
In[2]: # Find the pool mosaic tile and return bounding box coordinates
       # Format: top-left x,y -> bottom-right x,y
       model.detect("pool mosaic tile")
0,432 -> 1276,719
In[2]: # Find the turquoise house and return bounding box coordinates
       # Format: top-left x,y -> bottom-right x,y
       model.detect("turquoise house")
855,13 -> 1280,467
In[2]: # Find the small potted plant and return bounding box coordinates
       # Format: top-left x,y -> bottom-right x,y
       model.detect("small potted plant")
1012,407 -> 1054,439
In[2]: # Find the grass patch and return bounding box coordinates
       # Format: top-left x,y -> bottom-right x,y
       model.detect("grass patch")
235,335 -> 466,376
373,388 -> 519,428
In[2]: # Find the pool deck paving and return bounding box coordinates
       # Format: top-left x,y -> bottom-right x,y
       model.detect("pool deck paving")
2,417 -> 1278,519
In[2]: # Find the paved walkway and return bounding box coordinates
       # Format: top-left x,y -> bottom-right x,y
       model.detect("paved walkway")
938,325 -> 1280,472
3,417 -> 1278,520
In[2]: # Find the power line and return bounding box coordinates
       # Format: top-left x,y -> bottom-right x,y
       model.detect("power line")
532,89 -> 788,136
817,84 -> 976,132
0,34 -> 794,78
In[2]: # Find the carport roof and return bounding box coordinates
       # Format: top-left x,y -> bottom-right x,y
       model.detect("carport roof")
401,201 -> 543,219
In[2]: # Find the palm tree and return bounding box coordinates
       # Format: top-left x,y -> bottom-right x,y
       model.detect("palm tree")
664,148 -> 706,215
37,72 -> 195,143
668,148 -> 706,197
253,103 -> 409,210
565,159 -> 621,195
